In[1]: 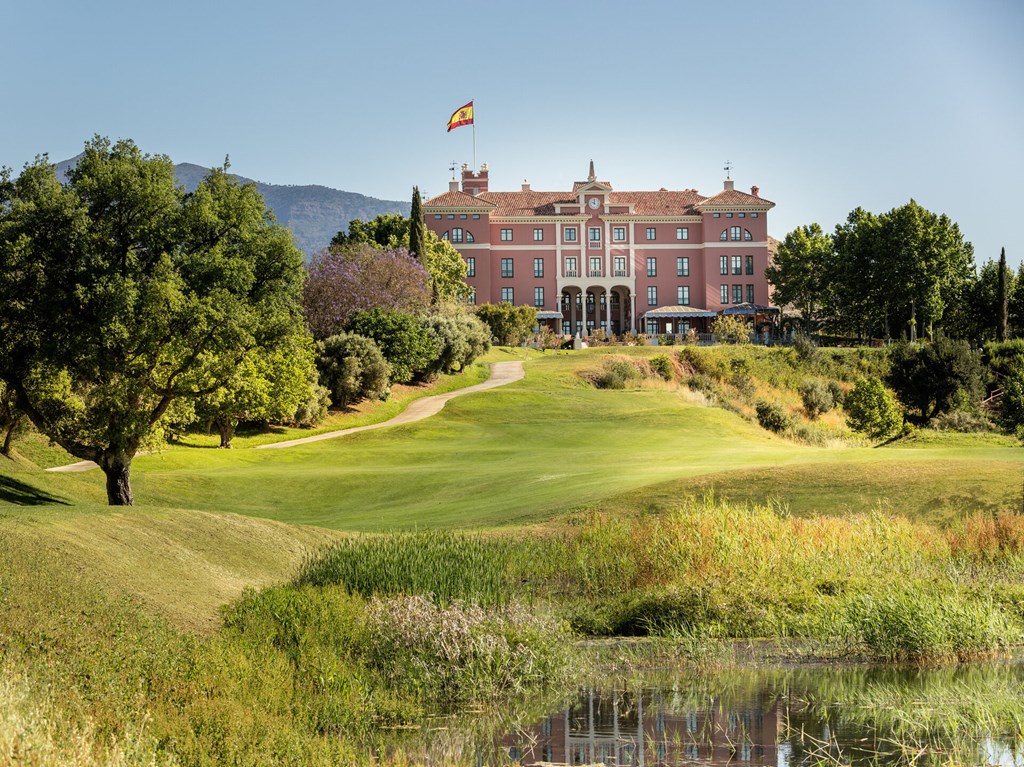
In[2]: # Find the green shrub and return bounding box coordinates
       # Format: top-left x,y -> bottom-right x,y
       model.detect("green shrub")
345,308 -> 439,384
291,382 -> 331,426
474,303 -> 538,346
592,358 -> 643,390
756,400 -> 791,433
711,315 -> 750,345
799,379 -> 835,419
793,334 -> 819,362
828,379 -> 846,407
650,354 -> 673,381
928,410 -> 994,433
420,312 -> 490,379
845,377 -> 902,439
316,331 -> 392,408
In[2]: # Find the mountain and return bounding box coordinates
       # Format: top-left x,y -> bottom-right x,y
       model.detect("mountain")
53,156 -> 410,257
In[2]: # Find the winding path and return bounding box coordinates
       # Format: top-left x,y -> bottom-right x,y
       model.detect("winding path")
258,360 -> 524,449
46,361 -> 525,472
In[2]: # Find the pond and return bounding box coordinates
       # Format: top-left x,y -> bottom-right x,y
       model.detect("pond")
389,661 -> 1024,766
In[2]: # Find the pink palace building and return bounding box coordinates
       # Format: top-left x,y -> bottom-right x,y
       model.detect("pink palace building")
423,161 -> 776,336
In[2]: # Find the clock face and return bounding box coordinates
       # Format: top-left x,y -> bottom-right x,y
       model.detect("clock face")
588,197 -> 600,210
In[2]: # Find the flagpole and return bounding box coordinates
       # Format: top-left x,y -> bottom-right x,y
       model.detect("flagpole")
472,101 -> 477,172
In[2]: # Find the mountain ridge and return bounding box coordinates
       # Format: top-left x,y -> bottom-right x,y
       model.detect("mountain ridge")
54,156 -> 410,257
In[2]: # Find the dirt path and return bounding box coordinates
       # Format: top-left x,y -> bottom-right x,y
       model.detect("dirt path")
257,360 -> 525,450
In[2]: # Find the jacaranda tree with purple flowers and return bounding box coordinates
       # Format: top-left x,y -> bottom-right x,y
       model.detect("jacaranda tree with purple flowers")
303,243 -> 431,339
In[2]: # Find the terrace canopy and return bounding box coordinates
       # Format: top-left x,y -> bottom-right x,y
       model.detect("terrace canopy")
640,306 -> 718,334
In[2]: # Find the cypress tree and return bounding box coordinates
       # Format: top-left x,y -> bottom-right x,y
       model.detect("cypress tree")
409,186 -> 426,261
998,247 -> 1009,342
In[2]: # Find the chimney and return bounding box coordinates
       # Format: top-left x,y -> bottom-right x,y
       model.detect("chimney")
449,179 -> 459,193
724,179 -> 735,192
521,179 -> 531,192
751,185 -> 760,198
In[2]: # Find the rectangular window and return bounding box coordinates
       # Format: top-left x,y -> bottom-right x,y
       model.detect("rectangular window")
500,229 -> 513,241
613,226 -> 626,241
533,228 -> 544,241
726,213 -> 733,218
501,287 -> 514,303
433,214 -> 441,220
733,284 -> 743,304
472,214 -> 480,219
465,257 -> 475,277
589,256 -> 602,276
751,213 -> 758,218
720,256 -> 729,275
738,212 -> 745,218
732,255 -> 742,275
646,257 -> 657,277
589,227 -> 602,242
745,255 -> 754,275
447,214 -> 455,220
451,227 -> 463,243
676,227 -> 689,240
459,214 -> 467,220
746,284 -> 755,303
467,287 -> 476,305
501,258 -> 513,278
720,284 -> 729,304
646,227 -> 656,241
533,257 -> 544,278
677,256 -> 689,277
647,286 -> 657,306
565,256 -> 577,277
730,226 -> 741,241
534,287 -> 545,307
713,212 -> 721,218
678,285 -> 690,305
614,256 -> 626,277
564,226 -> 577,242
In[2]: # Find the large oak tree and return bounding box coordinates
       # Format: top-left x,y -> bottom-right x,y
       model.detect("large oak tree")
0,137 -> 307,504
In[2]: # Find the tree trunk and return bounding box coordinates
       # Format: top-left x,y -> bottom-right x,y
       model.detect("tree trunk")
99,451 -> 134,506
215,418 -> 235,449
1,421 -> 14,456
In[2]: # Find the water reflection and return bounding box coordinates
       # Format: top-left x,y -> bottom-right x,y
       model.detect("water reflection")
393,663 -> 1024,766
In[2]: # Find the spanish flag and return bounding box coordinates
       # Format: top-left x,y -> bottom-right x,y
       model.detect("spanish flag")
447,100 -> 474,132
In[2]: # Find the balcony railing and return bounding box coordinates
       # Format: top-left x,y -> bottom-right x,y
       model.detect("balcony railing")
613,269 -> 628,277
588,241 -> 602,248
563,270 -> 578,278
588,270 -> 603,278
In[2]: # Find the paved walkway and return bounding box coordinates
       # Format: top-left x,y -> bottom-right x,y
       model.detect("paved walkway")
45,361 -> 526,471
257,360 -> 525,450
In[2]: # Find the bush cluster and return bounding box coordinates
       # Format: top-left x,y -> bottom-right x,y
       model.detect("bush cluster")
756,400 -> 791,433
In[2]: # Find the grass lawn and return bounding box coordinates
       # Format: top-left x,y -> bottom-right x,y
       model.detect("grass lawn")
2,347 -> 1021,530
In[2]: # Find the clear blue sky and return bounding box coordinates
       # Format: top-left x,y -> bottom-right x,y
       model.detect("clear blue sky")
4,0 -> 1022,268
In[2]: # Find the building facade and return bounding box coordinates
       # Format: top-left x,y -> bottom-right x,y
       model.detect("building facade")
423,162 -> 775,336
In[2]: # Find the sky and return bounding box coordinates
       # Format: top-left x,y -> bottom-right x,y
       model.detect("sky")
3,0 -> 1022,268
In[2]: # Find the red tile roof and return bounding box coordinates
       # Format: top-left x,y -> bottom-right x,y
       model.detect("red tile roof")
422,190 -> 496,208
697,189 -> 775,208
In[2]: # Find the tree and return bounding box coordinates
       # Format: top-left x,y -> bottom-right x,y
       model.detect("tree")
421,231 -> 471,304
0,381 -> 26,457
316,332 -> 391,408
969,255 -> 1017,341
409,186 -> 427,261
999,362 -> 1024,437
765,224 -> 831,328
711,314 -> 751,344
845,377 -> 902,439
303,244 -> 431,339
1011,262 -> 1024,337
192,335 -> 320,448
0,137 -> 306,504
329,213 -> 409,250
475,303 -> 537,346
887,337 -> 984,420
345,309 -> 439,384
998,247 -> 1009,342
420,312 -> 491,379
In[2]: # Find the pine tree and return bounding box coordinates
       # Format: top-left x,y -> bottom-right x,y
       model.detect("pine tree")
409,186 -> 426,261
998,246 -> 1009,342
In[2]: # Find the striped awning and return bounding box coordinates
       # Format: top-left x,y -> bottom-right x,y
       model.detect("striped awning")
535,311 -> 564,320
721,303 -> 779,315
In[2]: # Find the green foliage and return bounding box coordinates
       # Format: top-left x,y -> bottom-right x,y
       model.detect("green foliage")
0,137 -> 306,504
798,379 -> 835,419
650,354 -> 673,381
755,400 -> 791,433
421,231 -> 471,303
408,185 -> 426,260
999,363 -> 1024,436
888,337 -> 985,419
420,311 -> 491,379
846,588 -> 1017,661
845,377 -> 902,439
711,314 -> 750,344
330,212 -> 409,249
475,303 -> 538,346
291,382 -> 330,427
928,410 -> 994,433
316,331 -> 391,408
345,308 -> 439,384
765,223 -> 832,328
295,531 -> 517,607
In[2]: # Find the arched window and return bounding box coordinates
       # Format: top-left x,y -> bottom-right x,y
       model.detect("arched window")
465,230 -> 475,243
719,229 -> 728,241
451,227 -> 463,243
441,230 -> 449,240
744,228 -> 753,241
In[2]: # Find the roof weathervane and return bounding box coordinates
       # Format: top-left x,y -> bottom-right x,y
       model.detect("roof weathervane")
588,159 -> 596,183
723,160 -> 733,179
449,161 -> 459,179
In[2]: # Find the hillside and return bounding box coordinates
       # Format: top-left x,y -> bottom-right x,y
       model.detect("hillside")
54,156 -> 409,256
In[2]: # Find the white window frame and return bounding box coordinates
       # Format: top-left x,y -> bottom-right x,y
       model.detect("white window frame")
500,228 -> 513,241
